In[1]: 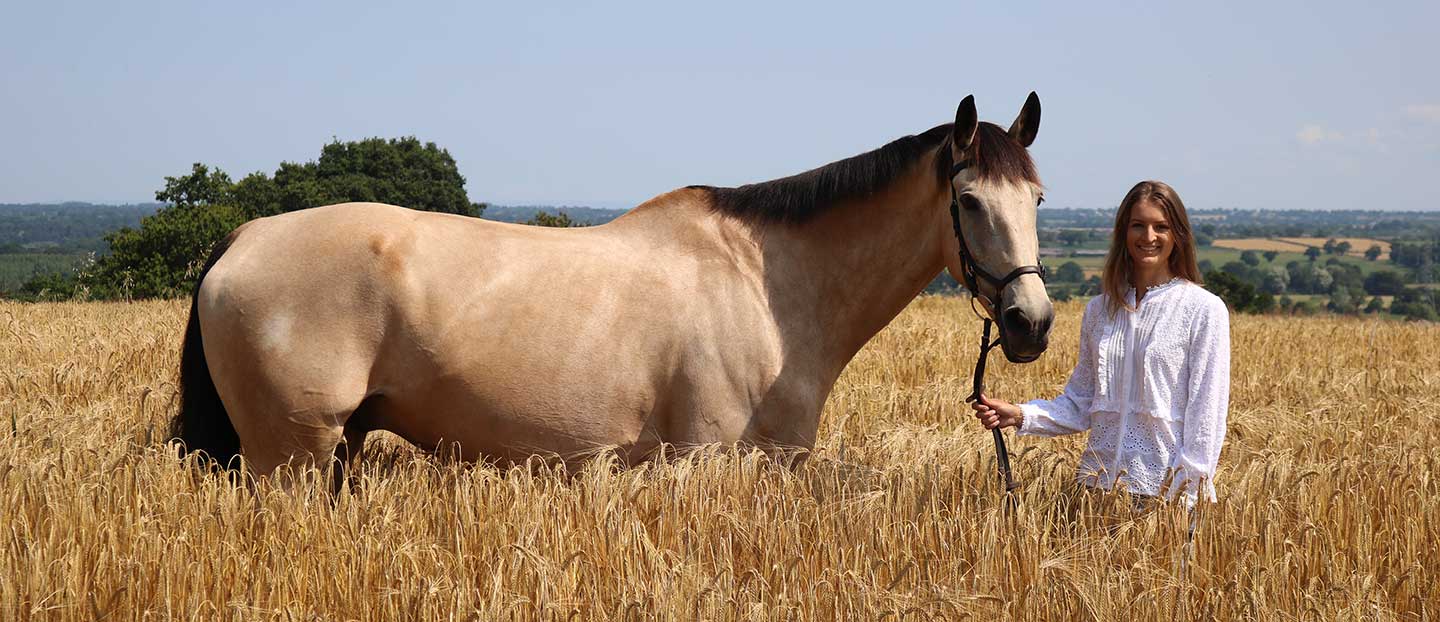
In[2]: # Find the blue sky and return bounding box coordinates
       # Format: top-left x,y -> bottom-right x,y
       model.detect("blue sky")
2,1 -> 1436,211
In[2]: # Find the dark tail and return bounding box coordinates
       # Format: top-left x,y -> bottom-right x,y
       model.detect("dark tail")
171,231 -> 243,469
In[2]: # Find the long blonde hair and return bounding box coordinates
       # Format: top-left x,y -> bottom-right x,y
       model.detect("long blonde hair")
1101,180 -> 1203,315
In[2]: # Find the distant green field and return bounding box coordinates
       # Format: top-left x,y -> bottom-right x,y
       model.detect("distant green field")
1052,246 -> 1395,278
0,253 -> 88,293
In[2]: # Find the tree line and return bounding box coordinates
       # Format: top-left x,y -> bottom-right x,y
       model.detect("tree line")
0,203 -> 156,253
1197,243 -> 1438,321
1032,237 -> 1440,321
5,135 -> 1438,322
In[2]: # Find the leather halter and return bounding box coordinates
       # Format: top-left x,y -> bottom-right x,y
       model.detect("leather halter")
945,149 -> 1044,498
946,159 -> 1047,321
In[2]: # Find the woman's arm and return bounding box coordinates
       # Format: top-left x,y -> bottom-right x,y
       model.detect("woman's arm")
1170,297 -> 1231,503
974,300 -> 1100,437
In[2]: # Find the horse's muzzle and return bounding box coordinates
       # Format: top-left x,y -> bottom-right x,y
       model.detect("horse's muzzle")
999,305 -> 1052,363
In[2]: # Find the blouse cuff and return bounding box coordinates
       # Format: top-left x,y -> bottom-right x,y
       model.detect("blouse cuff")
1017,402 -> 1046,436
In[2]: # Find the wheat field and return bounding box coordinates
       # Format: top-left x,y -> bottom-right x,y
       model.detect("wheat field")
1211,237 -> 1392,260
1,297 -> 1436,621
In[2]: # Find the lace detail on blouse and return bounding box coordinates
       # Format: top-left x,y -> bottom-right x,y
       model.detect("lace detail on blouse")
1017,281 -> 1231,506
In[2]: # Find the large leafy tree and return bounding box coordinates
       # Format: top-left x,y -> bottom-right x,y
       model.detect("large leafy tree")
234,137 -> 485,218
1205,270 -> 1274,314
1053,261 -> 1085,282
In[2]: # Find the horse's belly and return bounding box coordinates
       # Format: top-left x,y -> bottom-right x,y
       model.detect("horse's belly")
369,280 -> 687,462
372,363 -> 664,463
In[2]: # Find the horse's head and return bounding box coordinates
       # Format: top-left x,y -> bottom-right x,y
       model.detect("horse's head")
939,94 -> 1054,363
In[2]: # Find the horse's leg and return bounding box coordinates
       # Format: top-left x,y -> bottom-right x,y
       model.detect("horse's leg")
220,379 -> 368,491
331,425 -> 369,495
331,400 -> 378,495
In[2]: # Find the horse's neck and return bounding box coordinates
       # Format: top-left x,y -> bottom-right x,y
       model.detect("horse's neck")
758,162 -> 949,375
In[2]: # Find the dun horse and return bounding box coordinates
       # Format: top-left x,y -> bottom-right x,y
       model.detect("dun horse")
172,94 -> 1054,487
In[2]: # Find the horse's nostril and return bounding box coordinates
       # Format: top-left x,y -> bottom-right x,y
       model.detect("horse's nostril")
1002,307 -> 1030,333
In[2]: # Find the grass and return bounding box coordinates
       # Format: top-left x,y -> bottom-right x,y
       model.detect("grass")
1,297 -> 1436,620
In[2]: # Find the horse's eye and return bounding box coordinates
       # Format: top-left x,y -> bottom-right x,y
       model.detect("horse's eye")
959,194 -> 983,212
1037,195 -> 1046,206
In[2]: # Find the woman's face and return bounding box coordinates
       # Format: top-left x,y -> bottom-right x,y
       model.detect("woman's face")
1126,199 -> 1174,273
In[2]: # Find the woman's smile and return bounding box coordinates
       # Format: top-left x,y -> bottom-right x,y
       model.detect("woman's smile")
1126,199 -> 1174,270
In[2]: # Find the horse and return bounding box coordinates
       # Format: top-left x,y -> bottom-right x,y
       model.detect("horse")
172,94 -> 1054,488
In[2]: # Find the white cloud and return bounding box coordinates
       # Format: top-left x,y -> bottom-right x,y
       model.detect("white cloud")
1297,125 -> 1343,145
1405,104 -> 1440,123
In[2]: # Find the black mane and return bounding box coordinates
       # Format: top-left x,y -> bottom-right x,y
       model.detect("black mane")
691,122 -> 1038,225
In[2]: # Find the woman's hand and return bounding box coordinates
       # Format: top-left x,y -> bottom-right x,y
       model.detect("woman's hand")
971,394 -> 1023,430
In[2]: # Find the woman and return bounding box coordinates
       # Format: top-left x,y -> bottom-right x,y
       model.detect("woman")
973,180 -> 1230,507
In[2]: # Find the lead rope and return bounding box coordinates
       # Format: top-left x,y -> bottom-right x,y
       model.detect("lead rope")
965,319 -> 1019,499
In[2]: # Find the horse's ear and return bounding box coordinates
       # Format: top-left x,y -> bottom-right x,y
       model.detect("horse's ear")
1009,91 -> 1041,147
953,95 -> 978,156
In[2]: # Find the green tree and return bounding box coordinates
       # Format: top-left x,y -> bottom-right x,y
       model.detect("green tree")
1054,261 -> 1085,282
15,268 -> 87,301
1287,261 -> 1342,295
231,171 -> 284,218
1364,244 -> 1383,261
1221,261 -> 1253,282
524,211 -> 584,227
1388,240 -> 1434,269
1204,270 -> 1260,313
1260,267 -> 1289,295
1305,247 -> 1321,262
1252,291 -> 1276,314
156,163 -> 234,209
1323,238 -> 1338,255
1335,240 -> 1352,255
1390,287 -> 1439,321
1363,271 -> 1405,296
1263,250 -> 1279,263
1241,250 -> 1260,267
1057,230 -> 1088,246
1314,267 -> 1334,293
231,137 -> 487,218
1328,286 -> 1358,314
1326,263 -> 1364,294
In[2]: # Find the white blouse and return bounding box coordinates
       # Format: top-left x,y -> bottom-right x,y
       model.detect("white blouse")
1018,278 -> 1231,505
